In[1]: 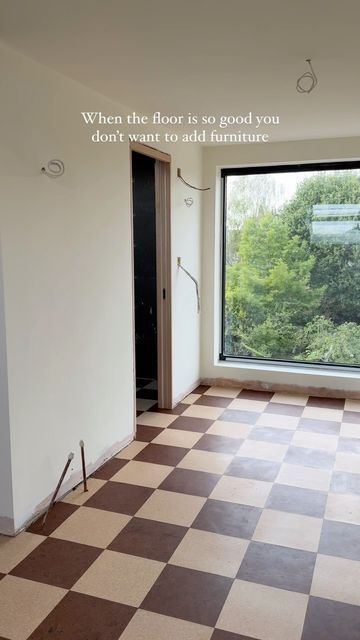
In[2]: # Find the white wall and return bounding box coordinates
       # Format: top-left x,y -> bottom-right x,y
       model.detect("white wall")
201,138 -> 360,395
0,241 -> 14,535
0,42 -> 201,533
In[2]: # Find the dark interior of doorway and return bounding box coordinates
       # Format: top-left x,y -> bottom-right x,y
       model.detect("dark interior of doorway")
132,151 -> 158,411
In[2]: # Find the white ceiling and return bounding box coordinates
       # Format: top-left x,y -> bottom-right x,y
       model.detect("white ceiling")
1,0 -> 360,142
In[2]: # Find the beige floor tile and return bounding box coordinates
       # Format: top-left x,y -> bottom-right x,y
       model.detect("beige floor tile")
182,393 -> 202,405
204,386 -> 240,398
344,399 -> 360,412
73,549 -> 164,607
61,477 -> 106,505
116,440 -> 148,460
340,422 -> 360,438
256,413 -> 299,430
217,579 -> 308,640
302,406 -> 343,422
335,452 -> 360,474
182,405 -> 224,420
236,440 -> 288,462
228,398 -> 268,412
292,431 -> 338,452
177,449 -> 232,474
136,398 -> 157,412
270,393 -> 308,406
136,489 -> 206,527
207,420 -> 252,439
120,609 -> 213,640
0,575 -> 65,640
50,506 -> 130,548
276,463 -> 331,491
210,476 -> 272,508
151,428 -> 202,448
311,554 -> 360,606
325,493 -> 360,525
253,509 -> 322,552
111,460 -> 173,488
136,412 -> 177,428
170,528 -> 248,577
0,531 -> 45,573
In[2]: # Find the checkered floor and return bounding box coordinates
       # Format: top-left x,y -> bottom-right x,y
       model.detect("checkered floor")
1,385 -> 360,640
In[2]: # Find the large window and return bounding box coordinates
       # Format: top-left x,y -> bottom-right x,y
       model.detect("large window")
221,161 -> 360,367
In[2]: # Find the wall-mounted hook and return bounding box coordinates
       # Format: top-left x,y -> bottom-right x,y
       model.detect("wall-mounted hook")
184,197 -> 194,207
177,168 -> 210,191
41,159 -> 65,178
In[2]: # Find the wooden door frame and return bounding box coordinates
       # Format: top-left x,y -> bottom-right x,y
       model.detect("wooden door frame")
130,142 -> 172,409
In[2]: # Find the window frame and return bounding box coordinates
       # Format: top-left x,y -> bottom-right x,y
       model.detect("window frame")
220,159 -> 360,369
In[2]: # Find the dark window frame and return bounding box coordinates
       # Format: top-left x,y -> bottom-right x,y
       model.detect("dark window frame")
220,159 -> 360,368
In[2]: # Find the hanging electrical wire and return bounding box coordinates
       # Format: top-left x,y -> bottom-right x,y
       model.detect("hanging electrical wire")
296,59 -> 318,94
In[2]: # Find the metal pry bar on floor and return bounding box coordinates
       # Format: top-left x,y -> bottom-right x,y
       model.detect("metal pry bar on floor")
177,257 -> 201,313
42,452 -> 74,528
80,440 -> 88,492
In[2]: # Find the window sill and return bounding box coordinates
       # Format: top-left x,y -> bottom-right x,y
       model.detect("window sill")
216,358 -> 360,380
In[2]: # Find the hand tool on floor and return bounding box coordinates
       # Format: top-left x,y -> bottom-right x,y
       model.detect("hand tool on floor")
42,452 -> 74,528
80,440 -> 88,492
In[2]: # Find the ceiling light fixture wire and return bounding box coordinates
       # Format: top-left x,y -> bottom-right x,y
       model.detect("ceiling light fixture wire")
296,59 -> 318,94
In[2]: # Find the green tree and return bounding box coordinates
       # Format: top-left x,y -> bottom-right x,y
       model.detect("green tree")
225,213 -> 323,357
282,171 -> 360,324
296,316 -> 360,365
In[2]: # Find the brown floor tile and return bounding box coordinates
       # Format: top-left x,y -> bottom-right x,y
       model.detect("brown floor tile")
331,471 -> 360,495
91,458 -> 129,480
237,540 -> 316,593
108,517 -> 186,562
264,402 -> 303,417
219,410 -> 260,425
134,443 -> 189,466
195,395 -> 232,408
28,591 -> 135,640
194,434 -> 242,454
10,538 -> 101,589
193,385 -> 211,394
225,457 -> 280,482
237,389 -> 274,402
343,411 -> 360,424
284,445 -> 335,469
159,468 -> 221,497
192,499 -> 261,539
84,481 -> 153,515
168,416 -> 214,433
319,520 -> 360,561
298,418 -> 341,435
302,596 -> 360,640
338,437 -> 360,453
248,426 -> 294,445
135,425 -> 164,442
141,564 -> 232,627
27,503 -> 79,536
0,573 -> 5,580
266,484 -> 327,517
212,631 -> 257,640
149,403 -> 187,415
307,396 -> 345,410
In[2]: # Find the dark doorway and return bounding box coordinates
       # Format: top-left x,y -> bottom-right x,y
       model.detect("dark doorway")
132,151 -> 158,408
